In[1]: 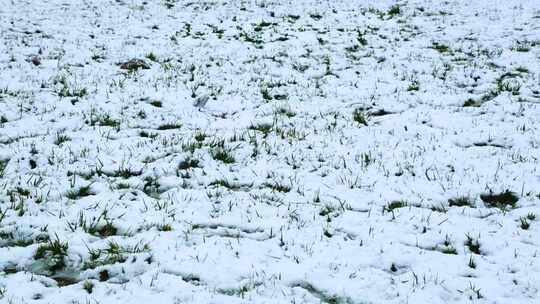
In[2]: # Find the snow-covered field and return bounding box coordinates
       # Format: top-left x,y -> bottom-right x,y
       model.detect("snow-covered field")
1,0 -> 540,303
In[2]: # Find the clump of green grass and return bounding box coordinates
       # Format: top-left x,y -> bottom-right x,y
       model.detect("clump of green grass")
356,30 -> 368,46
30,144 -> 38,155
119,59 -> 150,71
468,256 -> 477,269
466,282 -> 483,300
139,130 -> 158,138
309,13 -> 323,20
239,31 -> 263,45
66,185 -> 94,199
515,66 -> 529,73
431,42 -> 450,53
138,110 -> 147,119
89,113 -> 120,128
54,132 -> 71,145
34,237 -> 69,273
262,181 -> 291,193
84,241 -> 150,270
145,52 -> 158,62
194,132 -> 207,142
287,15 -> 300,23
353,108 -> 368,126
274,107 -> 296,118
112,167 -> 142,179
143,176 -> 160,198
178,156 -> 200,170
323,229 -> 333,238
319,205 -> 335,217
359,152 -> 374,168
211,147 -> 235,164
98,222 -> 118,238
448,196 -> 473,207
82,280 -> 94,294
157,122 -> 182,130
273,94 -> 288,100
9,186 -> 30,198
182,141 -> 203,154
248,123 -> 273,137
480,190 -> 518,210
115,183 -> 131,190
465,234 -> 481,254
436,235 -> 458,255
407,80 -> 420,92
511,40 -> 535,52
157,224 -> 172,231
0,159 -> 8,178
463,98 -> 481,107
519,217 -> 530,230
493,73 -> 522,96
387,5 -> 401,18
209,179 -> 250,191
261,87 -> 272,102
56,86 -> 88,98
209,179 -> 234,189
384,200 -> 407,213
440,246 -> 457,255
253,20 -> 275,32
430,204 -> 448,213
164,0 -> 176,9
66,210 -> 117,237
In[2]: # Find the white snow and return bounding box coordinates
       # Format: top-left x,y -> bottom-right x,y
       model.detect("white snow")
1,0 -> 540,303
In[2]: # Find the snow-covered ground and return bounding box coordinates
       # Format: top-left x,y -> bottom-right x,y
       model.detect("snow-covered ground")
1,0 -> 540,303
